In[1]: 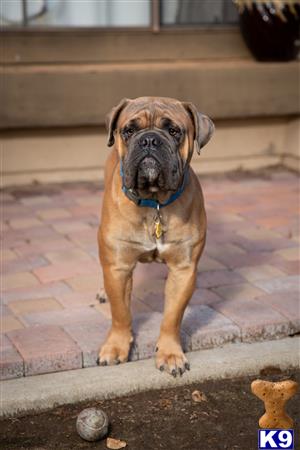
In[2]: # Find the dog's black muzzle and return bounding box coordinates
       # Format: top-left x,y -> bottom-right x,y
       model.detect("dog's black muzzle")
123,131 -> 181,193
136,132 -> 163,189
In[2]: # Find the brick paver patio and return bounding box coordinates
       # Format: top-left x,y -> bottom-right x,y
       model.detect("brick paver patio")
1,170 -> 299,380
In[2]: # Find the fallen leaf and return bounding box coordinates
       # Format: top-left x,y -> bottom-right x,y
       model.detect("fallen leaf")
159,398 -> 172,409
189,412 -> 198,420
106,437 -> 127,449
191,390 -> 208,403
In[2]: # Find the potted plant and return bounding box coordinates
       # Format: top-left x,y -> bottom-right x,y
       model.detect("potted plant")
234,0 -> 300,61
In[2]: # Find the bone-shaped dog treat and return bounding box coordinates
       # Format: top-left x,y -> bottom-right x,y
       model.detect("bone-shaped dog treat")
251,379 -> 298,429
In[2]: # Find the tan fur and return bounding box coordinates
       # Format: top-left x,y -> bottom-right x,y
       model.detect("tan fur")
98,97 -> 213,375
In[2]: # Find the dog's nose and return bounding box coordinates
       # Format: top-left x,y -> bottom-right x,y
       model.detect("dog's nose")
139,133 -> 161,149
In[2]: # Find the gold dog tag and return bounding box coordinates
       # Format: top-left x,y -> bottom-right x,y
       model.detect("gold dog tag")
154,219 -> 163,239
153,204 -> 163,239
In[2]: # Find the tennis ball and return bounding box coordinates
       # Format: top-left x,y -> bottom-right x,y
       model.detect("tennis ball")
76,407 -> 109,442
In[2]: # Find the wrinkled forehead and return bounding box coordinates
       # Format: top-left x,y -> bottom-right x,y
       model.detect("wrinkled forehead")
118,99 -> 190,129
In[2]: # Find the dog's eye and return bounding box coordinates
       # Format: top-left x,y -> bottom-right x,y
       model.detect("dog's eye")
169,127 -> 178,136
121,127 -> 135,140
123,127 -> 135,138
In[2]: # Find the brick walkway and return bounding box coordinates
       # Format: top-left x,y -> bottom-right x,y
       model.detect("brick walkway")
1,170 -> 299,380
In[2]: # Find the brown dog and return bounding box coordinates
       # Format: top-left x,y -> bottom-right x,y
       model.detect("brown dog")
98,96 -> 214,376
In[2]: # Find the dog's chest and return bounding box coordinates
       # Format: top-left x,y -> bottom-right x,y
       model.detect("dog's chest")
136,212 -> 171,262
128,209 -> 193,263
138,239 -> 171,263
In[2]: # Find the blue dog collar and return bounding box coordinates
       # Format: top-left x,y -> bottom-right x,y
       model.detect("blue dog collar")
120,160 -> 189,209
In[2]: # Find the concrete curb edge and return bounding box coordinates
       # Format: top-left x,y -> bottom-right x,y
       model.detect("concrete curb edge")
1,337 -> 299,417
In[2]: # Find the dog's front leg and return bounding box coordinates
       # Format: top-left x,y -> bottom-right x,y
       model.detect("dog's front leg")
155,261 -> 198,377
98,262 -> 134,365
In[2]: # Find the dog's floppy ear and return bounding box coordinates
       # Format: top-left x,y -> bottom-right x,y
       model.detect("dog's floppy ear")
182,102 -> 215,154
106,98 -> 129,147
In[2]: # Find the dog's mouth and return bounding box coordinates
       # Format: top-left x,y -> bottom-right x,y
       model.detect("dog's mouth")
137,157 -> 162,192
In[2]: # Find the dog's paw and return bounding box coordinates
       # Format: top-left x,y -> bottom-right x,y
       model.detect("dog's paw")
155,339 -> 190,377
98,331 -> 133,366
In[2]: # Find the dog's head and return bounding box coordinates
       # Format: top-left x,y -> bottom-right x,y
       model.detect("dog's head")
106,96 -> 214,197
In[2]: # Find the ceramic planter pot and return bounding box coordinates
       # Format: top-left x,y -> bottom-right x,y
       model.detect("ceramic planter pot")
235,1 -> 300,61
